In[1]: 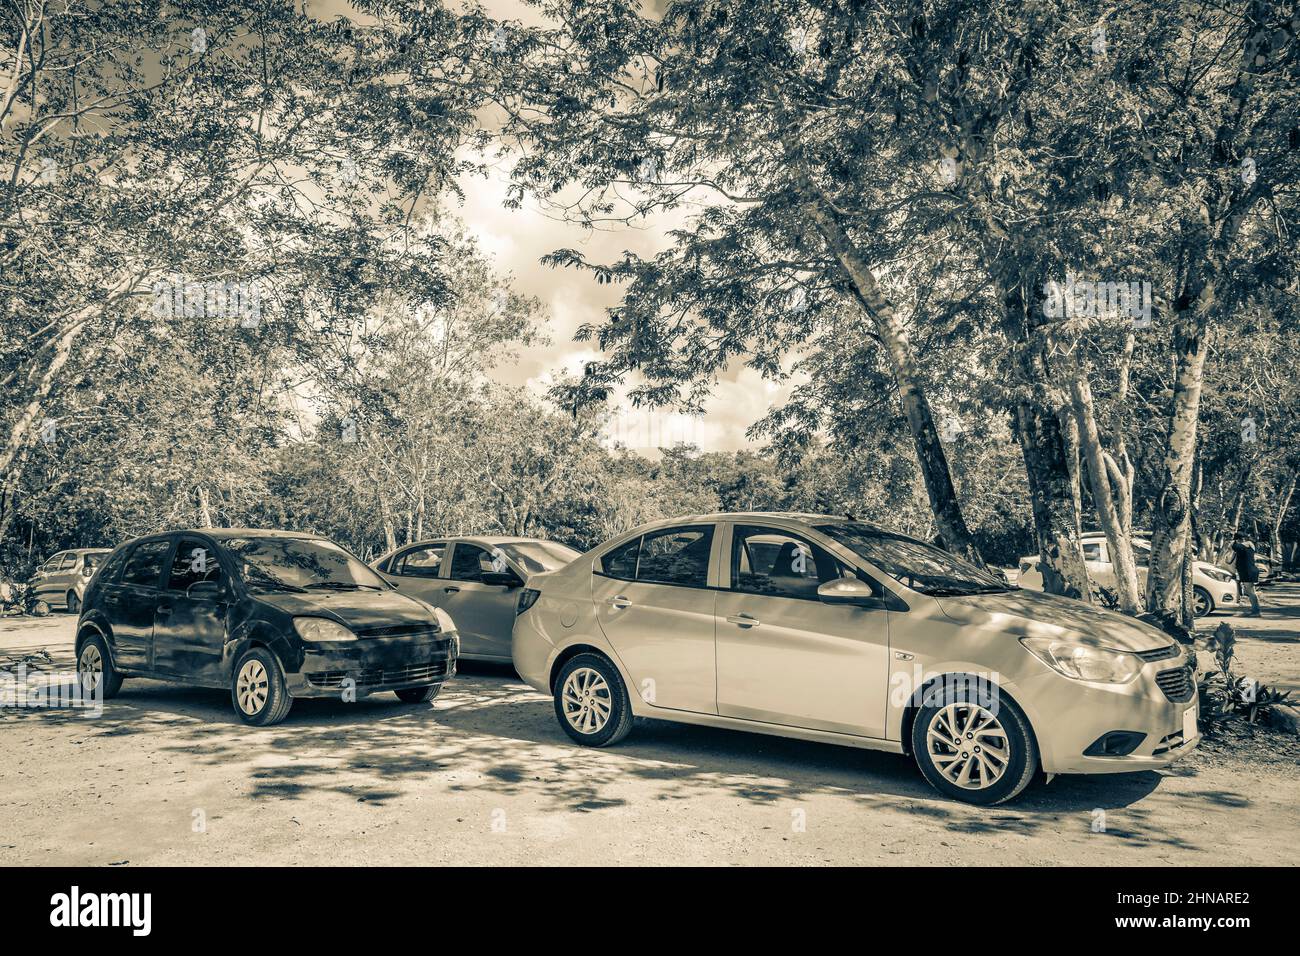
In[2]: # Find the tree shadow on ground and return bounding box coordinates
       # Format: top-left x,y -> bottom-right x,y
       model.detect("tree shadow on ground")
5,668 -> 1217,851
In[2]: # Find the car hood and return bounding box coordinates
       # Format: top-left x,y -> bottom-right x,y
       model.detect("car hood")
253,588 -> 438,631
933,588 -> 1173,652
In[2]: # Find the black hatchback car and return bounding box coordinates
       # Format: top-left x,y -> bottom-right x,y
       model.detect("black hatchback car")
75,530 -> 459,725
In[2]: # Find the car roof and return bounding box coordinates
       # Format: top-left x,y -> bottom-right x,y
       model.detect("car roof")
380,535 -> 562,555
186,528 -> 320,541
622,512 -> 895,536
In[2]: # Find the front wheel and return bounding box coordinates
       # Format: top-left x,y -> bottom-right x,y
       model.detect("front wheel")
394,684 -> 441,704
1192,586 -> 1212,618
231,647 -> 293,726
78,634 -> 124,699
553,653 -> 633,747
911,681 -> 1038,806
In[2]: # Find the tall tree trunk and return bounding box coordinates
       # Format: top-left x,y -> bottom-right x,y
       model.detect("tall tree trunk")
1146,304 -> 1209,635
1002,275 -> 1091,600
1271,472 -> 1297,571
1068,370 -> 1142,613
197,487 -> 214,528
805,198 -> 984,567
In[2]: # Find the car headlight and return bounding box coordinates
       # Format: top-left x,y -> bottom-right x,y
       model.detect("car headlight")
293,617 -> 357,642
1202,567 -> 1234,583
1021,637 -> 1141,684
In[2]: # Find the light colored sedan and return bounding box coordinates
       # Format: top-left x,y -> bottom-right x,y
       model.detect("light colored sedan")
373,536 -> 580,662
1017,533 -> 1240,617
512,513 -> 1200,805
30,548 -> 111,613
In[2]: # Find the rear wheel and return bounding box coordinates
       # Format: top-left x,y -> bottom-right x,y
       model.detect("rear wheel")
394,684 -> 441,704
911,680 -> 1038,806
78,634 -> 124,699
554,653 -> 633,747
231,647 -> 293,726
1192,586 -> 1212,618
65,591 -> 80,614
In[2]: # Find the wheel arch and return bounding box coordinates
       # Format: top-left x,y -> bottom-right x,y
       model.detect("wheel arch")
548,642 -> 619,693
899,671 -> 1041,766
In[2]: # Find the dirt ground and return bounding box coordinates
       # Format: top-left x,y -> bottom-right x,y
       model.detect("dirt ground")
2,589 -> 1298,867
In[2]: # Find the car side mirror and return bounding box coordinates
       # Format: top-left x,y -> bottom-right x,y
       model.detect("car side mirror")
82,566 -> 95,578
481,570 -> 522,589
817,578 -> 905,611
187,580 -> 223,601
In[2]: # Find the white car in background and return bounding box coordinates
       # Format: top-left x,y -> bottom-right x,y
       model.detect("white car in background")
1017,533 -> 1240,618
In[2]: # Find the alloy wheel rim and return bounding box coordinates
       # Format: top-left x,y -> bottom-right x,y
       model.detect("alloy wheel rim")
79,644 -> 102,693
561,667 -> 612,734
236,660 -> 269,715
925,702 -> 1011,790
1194,593 -> 1209,616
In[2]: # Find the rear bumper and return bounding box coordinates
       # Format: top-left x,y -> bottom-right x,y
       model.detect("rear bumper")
285,634 -> 458,699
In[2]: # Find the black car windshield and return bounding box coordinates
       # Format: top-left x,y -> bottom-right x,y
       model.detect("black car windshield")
497,541 -> 581,574
224,537 -> 387,592
816,524 -> 1012,596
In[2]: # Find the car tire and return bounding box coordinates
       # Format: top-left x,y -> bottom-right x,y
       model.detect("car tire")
231,647 -> 293,726
78,633 -> 124,699
394,684 -> 441,704
553,652 -> 633,748
910,679 -> 1038,806
1192,586 -> 1213,618
66,591 -> 80,614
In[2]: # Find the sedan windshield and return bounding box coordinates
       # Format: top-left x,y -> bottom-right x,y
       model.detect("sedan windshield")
224,537 -> 387,592
497,540 -> 581,574
816,523 -> 1011,596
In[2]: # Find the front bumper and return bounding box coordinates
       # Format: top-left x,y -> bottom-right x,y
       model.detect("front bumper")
1022,662 -> 1201,774
285,633 -> 458,699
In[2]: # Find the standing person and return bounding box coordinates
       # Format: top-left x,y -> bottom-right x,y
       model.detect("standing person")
1231,532 -> 1262,617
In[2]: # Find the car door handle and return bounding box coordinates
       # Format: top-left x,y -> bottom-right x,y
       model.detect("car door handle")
443,586 -> 460,594
609,595 -> 632,609
156,605 -> 172,617
726,614 -> 760,628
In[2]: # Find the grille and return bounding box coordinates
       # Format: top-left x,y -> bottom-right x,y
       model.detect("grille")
354,623 -> 440,639
1136,644 -> 1179,663
306,658 -> 447,689
1155,666 -> 1194,703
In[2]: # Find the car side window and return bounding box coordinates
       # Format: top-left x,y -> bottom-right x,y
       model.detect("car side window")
731,526 -> 849,600
43,553 -> 67,572
636,526 -> 713,588
119,540 -> 172,588
396,544 -> 445,579
598,537 -> 641,580
168,539 -> 222,592
58,553 -> 77,571
449,544 -> 494,583
1132,545 -> 1150,568
1082,542 -> 1104,562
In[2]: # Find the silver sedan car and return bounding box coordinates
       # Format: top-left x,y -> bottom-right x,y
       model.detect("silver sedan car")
511,513 -> 1200,805
374,536 -> 580,662
31,548 -> 111,613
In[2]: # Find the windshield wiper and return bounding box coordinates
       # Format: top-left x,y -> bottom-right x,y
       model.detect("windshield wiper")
249,580 -> 308,594
303,581 -> 381,591
925,585 -> 1012,596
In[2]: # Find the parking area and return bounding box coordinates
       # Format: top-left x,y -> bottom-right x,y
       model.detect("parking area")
2,605 -> 1299,867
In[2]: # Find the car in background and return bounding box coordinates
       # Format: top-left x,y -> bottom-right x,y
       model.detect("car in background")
513,513 -> 1199,805
1017,533 -> 1239,617
75,530 -> 458,725
1215,544 -> 1272,583
373,536 -> 580,662
31,548 -> 111,613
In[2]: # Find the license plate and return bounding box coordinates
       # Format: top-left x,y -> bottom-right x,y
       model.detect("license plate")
1183,706 -> 1198,741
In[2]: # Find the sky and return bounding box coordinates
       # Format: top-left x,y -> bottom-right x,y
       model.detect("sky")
449,0 -> 802,454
